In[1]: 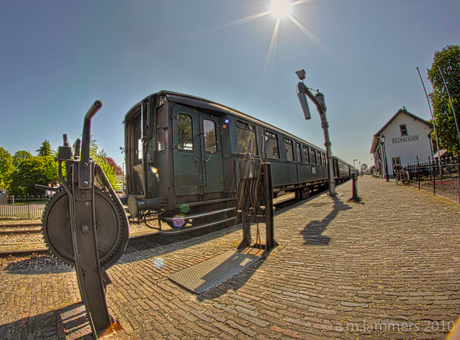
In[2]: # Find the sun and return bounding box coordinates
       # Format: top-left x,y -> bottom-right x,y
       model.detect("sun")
269,0 -> 293,20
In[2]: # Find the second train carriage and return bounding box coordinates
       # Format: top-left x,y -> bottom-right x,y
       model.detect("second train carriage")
122,91 -> 351,232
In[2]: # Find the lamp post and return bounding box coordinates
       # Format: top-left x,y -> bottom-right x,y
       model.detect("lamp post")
378,135 -> 389,182
295,69 -> 336,196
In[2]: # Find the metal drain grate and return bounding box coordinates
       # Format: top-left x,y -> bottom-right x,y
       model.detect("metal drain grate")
168,250 -> 263,294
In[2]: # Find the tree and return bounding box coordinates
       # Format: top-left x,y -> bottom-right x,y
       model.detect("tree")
36,139 -> 53,156
9,156 -> 58,195
427,45 -> 460,155
106,157 -> 123,175
361,163 -> 368,172
94,156 -> 118,189
13,150 -> 33,168
87,135 -> 118,189
0,147 -> 15,189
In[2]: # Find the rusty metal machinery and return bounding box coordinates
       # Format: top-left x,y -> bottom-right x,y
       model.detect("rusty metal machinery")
237,152 -> 277,253
41,101 -> 129,338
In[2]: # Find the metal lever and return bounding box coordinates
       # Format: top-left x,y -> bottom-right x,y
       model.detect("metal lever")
80,101 -> 102,189
81,101 -> 103,164
73,138 -> 81,158
85,100 -> 102,121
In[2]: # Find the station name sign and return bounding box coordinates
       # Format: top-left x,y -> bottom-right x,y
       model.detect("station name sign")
392,135 -> 419,144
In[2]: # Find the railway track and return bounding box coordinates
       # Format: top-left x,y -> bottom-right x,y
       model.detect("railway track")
0,229 -> 42,235
0,186 -> 329,260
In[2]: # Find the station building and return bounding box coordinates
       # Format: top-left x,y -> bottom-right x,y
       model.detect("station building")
370,107 -> 433,178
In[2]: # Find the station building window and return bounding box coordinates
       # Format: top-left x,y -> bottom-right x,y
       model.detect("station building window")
303,145 -> 310,163
265,131 -> 279,159
284,138 -> 294,161
236,120 -> 257,155
204,119 -> 217,153
178,114 -> 193,150
400,124 -> 408,136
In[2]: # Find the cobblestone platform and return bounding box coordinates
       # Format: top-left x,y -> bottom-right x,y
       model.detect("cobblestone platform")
1,175 -> 460,339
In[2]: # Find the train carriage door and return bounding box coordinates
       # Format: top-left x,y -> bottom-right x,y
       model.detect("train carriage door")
172,106 -> 201,196
199,113 -> 224,193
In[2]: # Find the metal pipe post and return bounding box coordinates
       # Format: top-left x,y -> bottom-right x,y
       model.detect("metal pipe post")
351,173 -> 359,201
296,81 -> 336,195
263,163 -> 276,252
317,107 -> 336,196
417,67 -> 442,176
438,65 -> 460,151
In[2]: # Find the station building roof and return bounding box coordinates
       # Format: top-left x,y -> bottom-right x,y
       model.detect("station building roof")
370,108 -> 432,154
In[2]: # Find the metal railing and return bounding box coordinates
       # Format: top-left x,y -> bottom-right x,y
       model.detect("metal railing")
0,195 -> 48,219
405,157 -> 459,204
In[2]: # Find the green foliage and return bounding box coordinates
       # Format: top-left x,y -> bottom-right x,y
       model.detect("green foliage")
89,135 -> 117,189
94,156 -> 118,189
13,150 -> 33,168
9,156 -> 58,195
0,147 -> 15,189
36,139 -> 53,156
89,135 -> 108,159
427,44 -> 460,155
2,136 -> 118,194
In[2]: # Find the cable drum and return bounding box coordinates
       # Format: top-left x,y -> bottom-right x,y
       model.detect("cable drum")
41,186 -> 127,270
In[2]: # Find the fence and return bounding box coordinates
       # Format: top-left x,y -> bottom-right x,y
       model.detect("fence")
0,195 -> 48,219
406,157 -> 459,204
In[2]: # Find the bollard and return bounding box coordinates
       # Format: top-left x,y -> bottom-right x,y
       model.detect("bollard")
351,173 -> 360,202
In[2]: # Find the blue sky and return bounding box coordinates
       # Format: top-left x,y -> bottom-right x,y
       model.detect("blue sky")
1,0 -> 458,170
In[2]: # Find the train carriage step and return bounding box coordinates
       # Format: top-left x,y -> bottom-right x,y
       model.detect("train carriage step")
158,216 -> 237,235
163,207 -> 236,222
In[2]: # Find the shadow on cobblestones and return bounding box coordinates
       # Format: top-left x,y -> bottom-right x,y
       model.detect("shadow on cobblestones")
120,223 -> 241,265
196,257 -> 266,302
0,302 -> 93,340
300,195 -> 352,245
5,255 -> 73,275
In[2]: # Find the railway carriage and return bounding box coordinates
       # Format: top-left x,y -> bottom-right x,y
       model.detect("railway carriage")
122,91 -> 351,232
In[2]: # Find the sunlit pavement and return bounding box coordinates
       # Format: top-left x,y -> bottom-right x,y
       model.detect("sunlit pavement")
1,175 -> 460,339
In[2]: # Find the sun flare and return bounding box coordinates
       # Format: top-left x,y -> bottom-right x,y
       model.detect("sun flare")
269,0 -> 293,20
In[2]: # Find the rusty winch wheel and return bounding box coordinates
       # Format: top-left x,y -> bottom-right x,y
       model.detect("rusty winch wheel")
41,186 -> 127,270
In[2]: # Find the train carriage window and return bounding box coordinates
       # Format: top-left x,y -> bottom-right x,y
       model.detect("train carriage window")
264,131 -> 279,159
284,138 -> 294,161
236,120 -> 257,155
296,143 -> 302,162
137,139 -> 143,161
157,109 -> 166,152
178,114 -> 193,150
134,116 -> 142,163
322,153 -> 327,166
317,151 -> 322,166
310,148 -> 317,165
204,119 -> 217,153
303,145 -> 310,163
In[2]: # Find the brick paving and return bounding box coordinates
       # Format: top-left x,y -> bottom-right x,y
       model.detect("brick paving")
1,175 -> 460,339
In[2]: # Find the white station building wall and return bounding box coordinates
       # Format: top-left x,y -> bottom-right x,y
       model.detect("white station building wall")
383,113 -> 432,169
